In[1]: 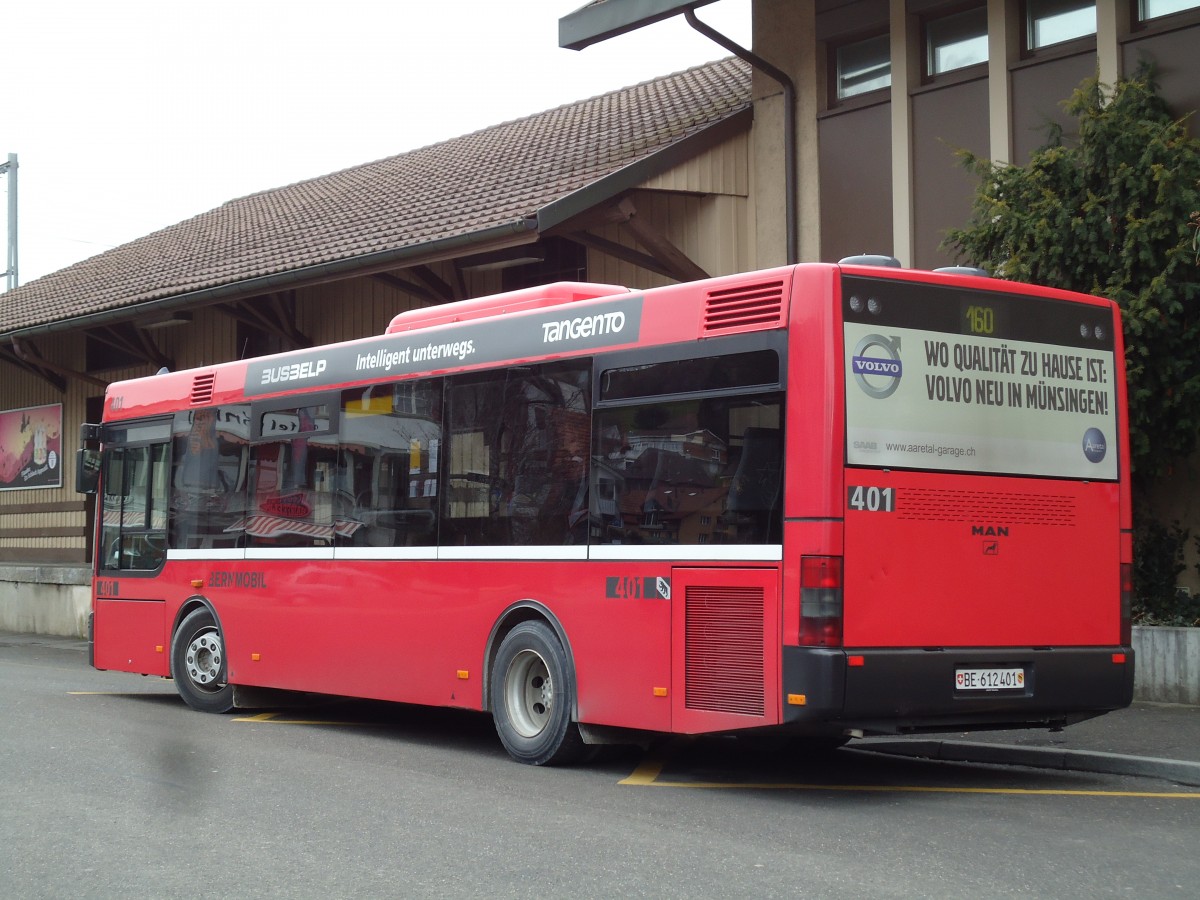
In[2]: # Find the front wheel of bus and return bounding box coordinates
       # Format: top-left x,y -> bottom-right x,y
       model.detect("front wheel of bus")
491,621 -> 584,766
171,608 -> 234,714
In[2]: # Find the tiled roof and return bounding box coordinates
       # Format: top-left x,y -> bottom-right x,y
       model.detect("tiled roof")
1,56 -> 751,338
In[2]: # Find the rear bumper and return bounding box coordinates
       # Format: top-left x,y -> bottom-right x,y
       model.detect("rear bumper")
783,645 -> 1134,734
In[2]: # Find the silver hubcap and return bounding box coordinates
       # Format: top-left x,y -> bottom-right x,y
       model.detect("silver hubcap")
505,649 -> 553,738
185,629 -> 224,690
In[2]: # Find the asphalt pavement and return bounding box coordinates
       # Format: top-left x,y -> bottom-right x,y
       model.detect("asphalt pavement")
7,630 -> 1199,786
858,701 -> 1200,787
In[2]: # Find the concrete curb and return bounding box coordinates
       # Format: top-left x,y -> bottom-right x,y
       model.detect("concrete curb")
853,739 -> 1200,788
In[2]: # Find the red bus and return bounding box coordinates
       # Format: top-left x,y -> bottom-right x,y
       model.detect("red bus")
78,261 -> 1134,764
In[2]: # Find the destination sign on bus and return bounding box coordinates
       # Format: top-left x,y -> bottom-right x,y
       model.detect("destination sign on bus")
842,277 -> 1118,480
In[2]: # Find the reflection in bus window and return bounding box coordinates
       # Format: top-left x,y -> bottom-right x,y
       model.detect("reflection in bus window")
593,395 -> 783,545
169,406 -> 250,550
245,404 -> 339,548
339,381 -> 442,547
444,363 -> 590,546
100,442 -> 170,570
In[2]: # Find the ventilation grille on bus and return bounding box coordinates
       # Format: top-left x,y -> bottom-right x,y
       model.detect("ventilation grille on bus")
190,372 -> 216,406
702,280 -> 785,334
684,585 -> 765,716
898,489 -> 1077,526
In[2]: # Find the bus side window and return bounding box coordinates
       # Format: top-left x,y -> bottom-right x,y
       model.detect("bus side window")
169,406 -> 250,550
338,381 -> 441,548
246,404 -> 338,548
444,362 -> 589,547
592,395 -> 782,546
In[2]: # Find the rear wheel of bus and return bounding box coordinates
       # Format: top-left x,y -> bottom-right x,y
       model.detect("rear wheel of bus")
171,607 -> 234,713
490,620 -> 584,765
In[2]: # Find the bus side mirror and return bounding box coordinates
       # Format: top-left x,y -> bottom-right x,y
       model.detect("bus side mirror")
76,449 -> 101,495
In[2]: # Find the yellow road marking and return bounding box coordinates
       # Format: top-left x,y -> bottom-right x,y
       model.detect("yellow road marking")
621,741 -> 1200,798
67,692 -> 1200,799
619,755 -> 668,786
619,737 -> 691,786
622,779 -> 1200,798
232,711 -> 375,727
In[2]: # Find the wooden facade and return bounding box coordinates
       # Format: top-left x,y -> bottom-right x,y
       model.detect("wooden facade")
0,133 -> 753,579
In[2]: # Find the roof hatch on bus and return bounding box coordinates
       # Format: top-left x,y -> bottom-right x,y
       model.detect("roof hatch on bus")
385,281 -> 630,334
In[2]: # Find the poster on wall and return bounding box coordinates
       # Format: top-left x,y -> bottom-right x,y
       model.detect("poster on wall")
0,403 -> 64,490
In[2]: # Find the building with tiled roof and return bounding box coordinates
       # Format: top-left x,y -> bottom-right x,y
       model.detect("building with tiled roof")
0,55 -> 757,632
4,0 -> 1200,635
1,56 -> 751,342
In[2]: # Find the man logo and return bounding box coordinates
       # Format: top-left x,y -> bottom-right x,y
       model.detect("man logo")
852,334 -> 903,399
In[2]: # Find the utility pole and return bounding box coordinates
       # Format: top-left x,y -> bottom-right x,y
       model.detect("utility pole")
1,153 -> 17,291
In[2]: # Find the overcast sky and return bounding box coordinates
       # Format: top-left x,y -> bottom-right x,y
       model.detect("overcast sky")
2,0 -> 750,287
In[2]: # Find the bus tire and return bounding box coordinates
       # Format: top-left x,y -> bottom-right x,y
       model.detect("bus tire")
171,608 -> 234,714
490,621 -> 584,766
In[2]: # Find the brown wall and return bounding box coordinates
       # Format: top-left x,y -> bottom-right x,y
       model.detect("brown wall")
1011,50 -> 1098,163
0,272 -> 439,566
819,99 -> 893,262
911,76 -> 990,270
1122,20 -> 1200,135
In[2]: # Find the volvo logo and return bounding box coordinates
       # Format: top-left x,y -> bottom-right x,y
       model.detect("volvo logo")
852,334 -> 903,399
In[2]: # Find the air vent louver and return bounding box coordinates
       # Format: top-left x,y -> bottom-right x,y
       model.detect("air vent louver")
702,280 -> 784,334
684,585 -> 765,716
190,372 -> 216,406
897,489 -> 1077,526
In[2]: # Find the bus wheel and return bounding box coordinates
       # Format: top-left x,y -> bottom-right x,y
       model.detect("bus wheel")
490,621 -> 584,766
171,608 -> 234,714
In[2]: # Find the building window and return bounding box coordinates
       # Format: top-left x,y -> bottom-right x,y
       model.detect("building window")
1138,0 -> 1200,20
926,7 -> 988,76
834,33 -> 891,101
1026,0 -> 1096,50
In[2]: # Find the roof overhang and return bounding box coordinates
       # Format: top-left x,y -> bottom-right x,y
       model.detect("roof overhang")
537,104 -> 751,232
559,0 -> 720,50
3,218 -> 539,341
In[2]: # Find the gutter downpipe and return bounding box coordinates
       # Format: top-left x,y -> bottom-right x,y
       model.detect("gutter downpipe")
684,8 -> 797,265
1,217 -> 539,343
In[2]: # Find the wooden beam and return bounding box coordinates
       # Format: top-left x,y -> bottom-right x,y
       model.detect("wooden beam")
87,324 -> 171,370
370,273 -> 439,305
565,232 -> 677,280
0,344 -> 61,389
411,265 -> 457,302
451,263 -> 468,302
216,293 -> 311,349
613,198 -> 709,283
7,339 -> 102,390
269,291 -> 309,347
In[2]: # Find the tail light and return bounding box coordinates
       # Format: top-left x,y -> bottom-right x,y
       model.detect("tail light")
800,556 -> 843,647
1119,562 -> 1133,646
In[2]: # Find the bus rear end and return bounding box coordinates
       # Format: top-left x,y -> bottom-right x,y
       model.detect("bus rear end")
789,266 -> 1133,736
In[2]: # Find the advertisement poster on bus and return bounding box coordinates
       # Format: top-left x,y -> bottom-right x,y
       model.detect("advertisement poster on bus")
0,403 -> 63,490
844,321 -> 1118,481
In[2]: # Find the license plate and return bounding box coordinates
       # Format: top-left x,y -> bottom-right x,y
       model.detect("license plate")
955,667 -> 1025,692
